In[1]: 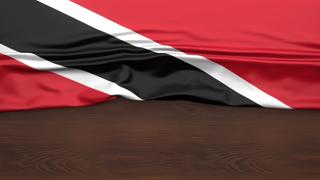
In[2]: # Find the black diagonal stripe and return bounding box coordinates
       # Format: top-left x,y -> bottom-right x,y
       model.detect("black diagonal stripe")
0,0 -> 256,106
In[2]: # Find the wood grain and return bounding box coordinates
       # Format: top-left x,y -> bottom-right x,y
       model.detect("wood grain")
0,98 -> 320,180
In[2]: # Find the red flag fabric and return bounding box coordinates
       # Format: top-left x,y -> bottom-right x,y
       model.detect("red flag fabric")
0,0 -> 319,111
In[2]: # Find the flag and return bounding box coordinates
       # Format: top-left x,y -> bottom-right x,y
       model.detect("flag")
1,0 -> 319,111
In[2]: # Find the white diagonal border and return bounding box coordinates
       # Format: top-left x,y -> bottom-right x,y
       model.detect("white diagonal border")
0,43 -> 142,101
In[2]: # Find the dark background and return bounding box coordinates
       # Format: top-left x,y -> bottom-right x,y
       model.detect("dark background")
1,98 -> 320,180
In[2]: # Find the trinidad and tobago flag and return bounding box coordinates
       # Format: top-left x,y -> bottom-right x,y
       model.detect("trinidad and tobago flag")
0,0 -> 319,111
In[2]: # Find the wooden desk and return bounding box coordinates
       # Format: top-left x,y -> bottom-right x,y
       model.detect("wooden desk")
1,98 -> 320,180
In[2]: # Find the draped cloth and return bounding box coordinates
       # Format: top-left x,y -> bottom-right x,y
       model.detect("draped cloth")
1,0 -> 319,111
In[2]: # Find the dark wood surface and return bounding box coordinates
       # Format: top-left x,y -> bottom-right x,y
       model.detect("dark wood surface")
0,98 -> 320,180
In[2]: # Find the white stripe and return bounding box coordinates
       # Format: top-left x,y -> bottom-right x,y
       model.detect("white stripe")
38,0 -> 291,108
0,43 -> 142,101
